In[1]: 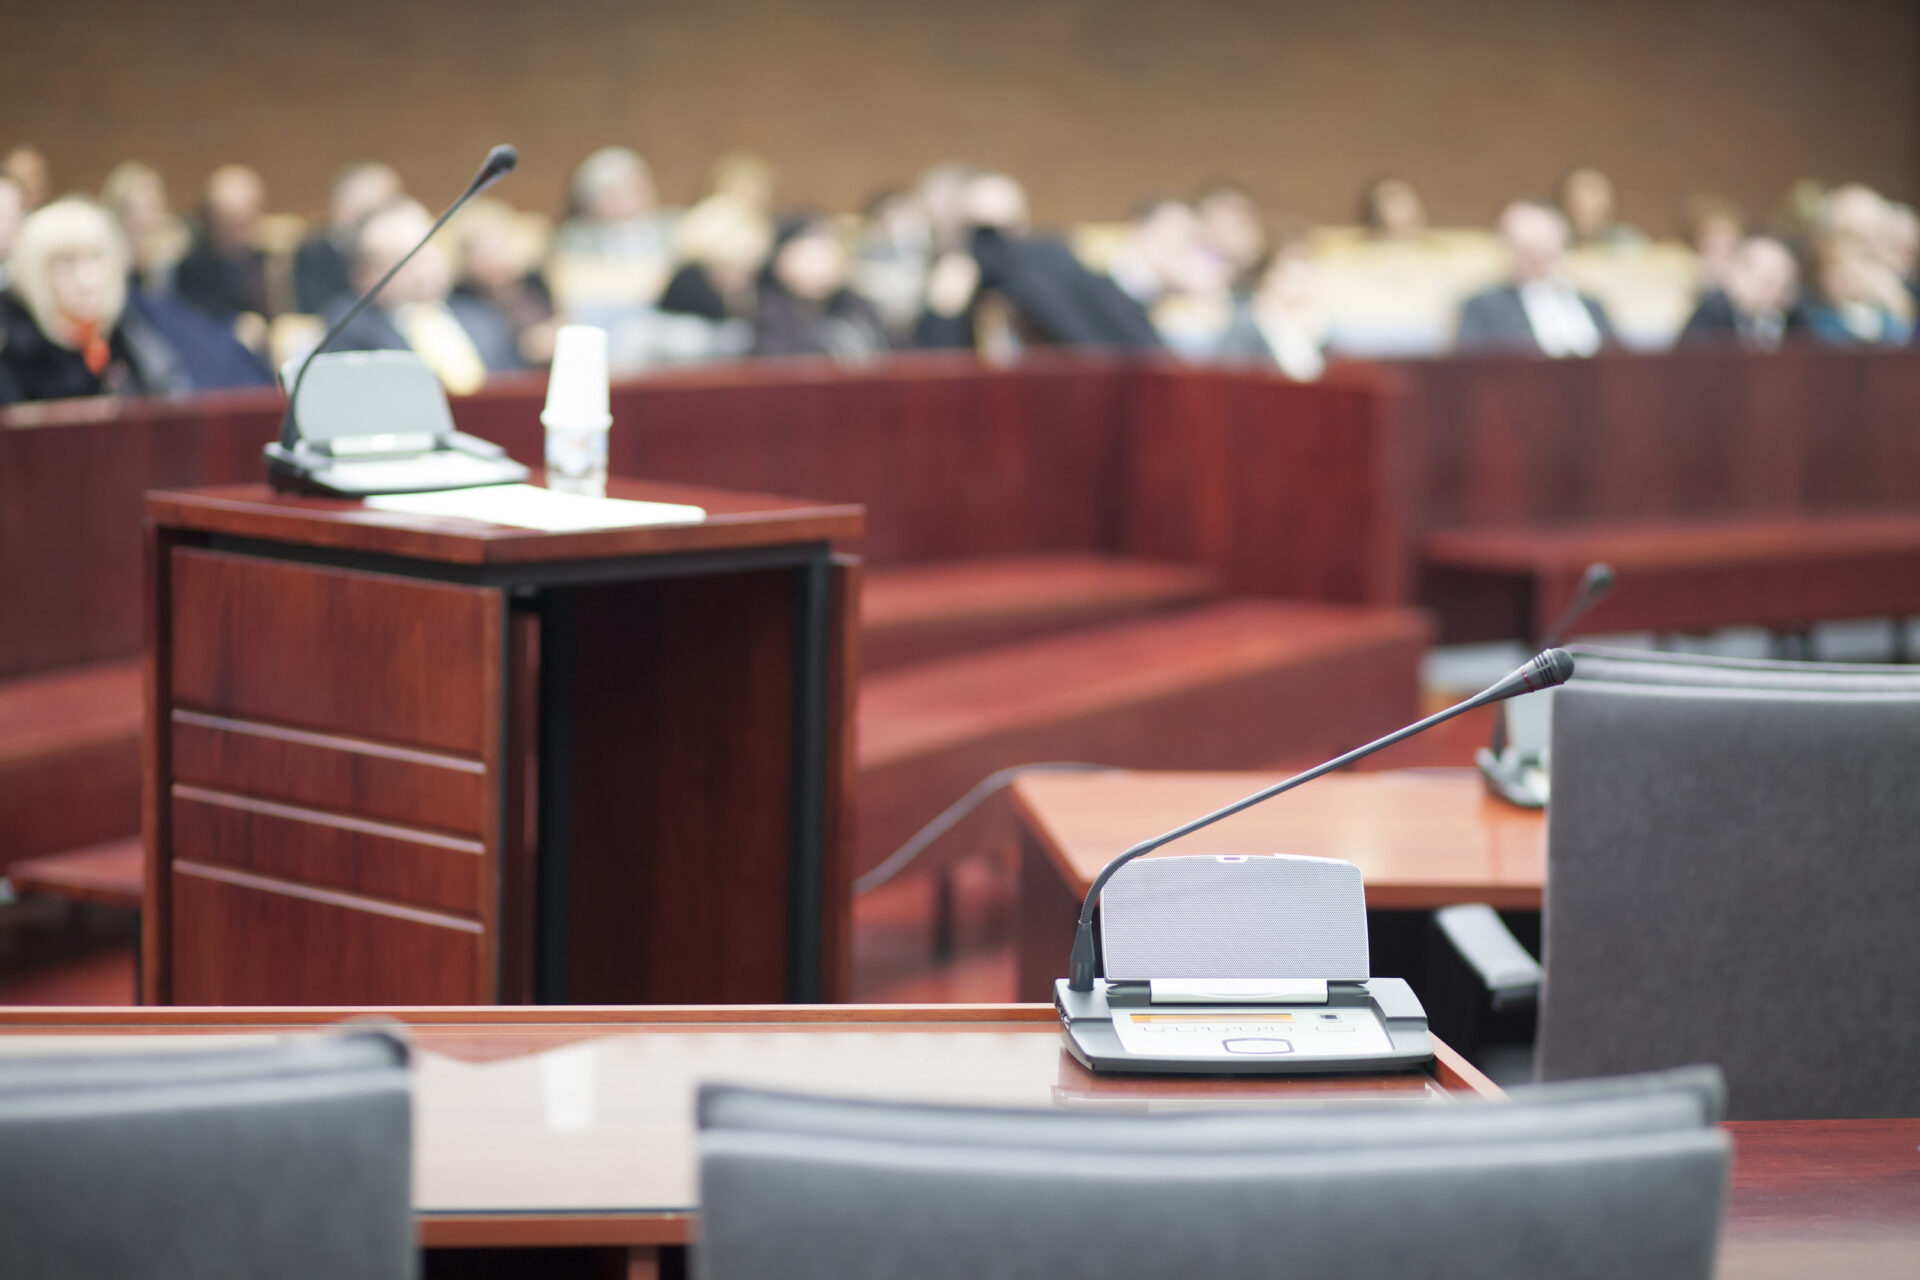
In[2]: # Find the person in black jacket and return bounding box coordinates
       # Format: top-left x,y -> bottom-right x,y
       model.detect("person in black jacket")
0,198 -> 183,402
1679,235 -> 1805,351
751,214 -> 888,360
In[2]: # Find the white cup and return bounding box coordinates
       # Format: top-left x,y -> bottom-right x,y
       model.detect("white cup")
543,325 -> 613,494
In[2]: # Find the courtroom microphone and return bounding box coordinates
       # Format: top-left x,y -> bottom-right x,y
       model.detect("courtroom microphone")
1064,647 -> 1577,992
277,144 -> 520,450
1487,562 -> 1614,758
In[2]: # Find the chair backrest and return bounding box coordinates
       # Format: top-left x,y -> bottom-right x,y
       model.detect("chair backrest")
1540,680 -> 1920,1118
698,1090 -> 1729,1280
698,1064 -> 1725,1154
0,1027 -> 414,1280
1566,644 -> 1920,691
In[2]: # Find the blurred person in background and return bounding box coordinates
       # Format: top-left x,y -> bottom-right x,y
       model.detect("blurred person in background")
1456,199 -> 1613,356
1805,184 -> 1914,345
0,198 -> 184,403
852,186 -> 934,341
703,152 -> 778,226
295,160 -> 403,314
918,162 -> 981,257
1358,176 -> 1428,240
1219,226 -> 1328,380
451,196 -> 558,366
1558,166 -> 1643,247
752,212 -> 888,361
551,146 -> 675,310
1679,234 -> 1804,350
660,192 -> 771,327
3,146 -> 50,210
1874,202 -> 1918,309
918,171 -> 1159,354
0,176 -> 25,292
1683,194 -> 1746,293
174,163 -> 272,354
1194,182 -> 1267,290
320,198 -> 522,390
100,162 -> 189,297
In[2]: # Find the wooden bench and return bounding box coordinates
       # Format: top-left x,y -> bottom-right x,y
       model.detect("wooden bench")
857,598 -> 1431,877
861,554 -> 1217,671
0,662 -> 143,876
1421,513 -> 1920,646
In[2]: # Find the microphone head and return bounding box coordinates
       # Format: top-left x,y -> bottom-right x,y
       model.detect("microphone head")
473,145 -> 519,193
1525,647 -> 1576,691
1581,562 -> 1617,596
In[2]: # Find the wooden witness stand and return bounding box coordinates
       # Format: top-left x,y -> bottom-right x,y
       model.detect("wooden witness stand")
141,480 -> 863,1006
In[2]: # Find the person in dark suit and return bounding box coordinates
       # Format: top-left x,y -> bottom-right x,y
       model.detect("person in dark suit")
173,165 -> 270,322
1456,199 -> 1613,357
315,199 -> 522,392
293,161 -> 402,315
1679,235 -> 1805,351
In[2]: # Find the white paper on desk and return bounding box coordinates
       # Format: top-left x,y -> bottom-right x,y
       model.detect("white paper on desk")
364,484 -> 706,532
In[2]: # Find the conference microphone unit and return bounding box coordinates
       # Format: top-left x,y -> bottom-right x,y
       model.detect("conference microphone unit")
1541,561 -> 1616,650
1064,647 -> 1576,993
266,145 -> 529,496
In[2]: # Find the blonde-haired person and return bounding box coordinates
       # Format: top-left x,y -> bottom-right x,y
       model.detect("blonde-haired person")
0,198 -> 182,402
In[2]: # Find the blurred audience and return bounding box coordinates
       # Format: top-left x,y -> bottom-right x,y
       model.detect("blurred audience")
295,161 -> 404,314
7,142 -> 1920,406
174,164 -> 271,327
1679,234 -> 1804,350
0,199 -> 183,403
319,199 -> 522,391
1457,199 -> 1613,356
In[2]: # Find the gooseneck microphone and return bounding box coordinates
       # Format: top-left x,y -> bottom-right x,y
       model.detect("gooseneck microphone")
1065,647 -> 1576,991
278,144 -> 519,450
1488,563 -> 1613,758
1540,562 -> 1616,650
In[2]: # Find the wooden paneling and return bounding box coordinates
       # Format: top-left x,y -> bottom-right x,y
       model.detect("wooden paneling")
169,863 -> 484,1005
554,570 -> 799,1004
171,711 -> 488,836
169,547 -> 500,755
171,787 -> 484,917
0,663 -> 142,872
1121,364 -> 1408,604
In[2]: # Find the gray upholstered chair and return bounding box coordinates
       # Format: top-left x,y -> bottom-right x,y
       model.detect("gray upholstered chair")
697,1074 -> 1730,1280
1536,679 -> 1920,1118
0,1027 -> 414,1279
1562,644 -> 1920,692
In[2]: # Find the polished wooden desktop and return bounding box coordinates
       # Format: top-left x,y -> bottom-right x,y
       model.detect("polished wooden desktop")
144,480 -> 863,1007
1012,768 -> 1545,1000
0,1004 -> 1497,1249
0,1004 -> 1910,1280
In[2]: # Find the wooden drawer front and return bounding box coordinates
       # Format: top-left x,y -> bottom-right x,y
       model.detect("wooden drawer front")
172,711 -> 487,837
172,787 -> 483,918
171,863 -> 483,1005
170,547 -> 500,755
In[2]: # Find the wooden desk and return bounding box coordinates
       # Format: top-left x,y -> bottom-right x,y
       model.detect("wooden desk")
1011,769 -> 1545,1000
0,1005 -> 1495,1253
145,481 -> 863,1006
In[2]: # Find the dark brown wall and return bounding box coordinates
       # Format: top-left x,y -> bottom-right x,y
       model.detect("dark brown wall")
6,0 -> 1916,231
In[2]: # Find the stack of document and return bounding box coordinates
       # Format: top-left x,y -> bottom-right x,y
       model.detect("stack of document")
364,484 -> 706,533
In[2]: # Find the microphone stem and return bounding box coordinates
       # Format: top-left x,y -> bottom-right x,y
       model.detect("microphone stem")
280,171 -> 498,449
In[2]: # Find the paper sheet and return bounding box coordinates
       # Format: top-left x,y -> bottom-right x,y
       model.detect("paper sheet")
364,484 -> 706,532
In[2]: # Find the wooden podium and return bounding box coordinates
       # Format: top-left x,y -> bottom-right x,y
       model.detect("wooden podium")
141,480 -> 862,1006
